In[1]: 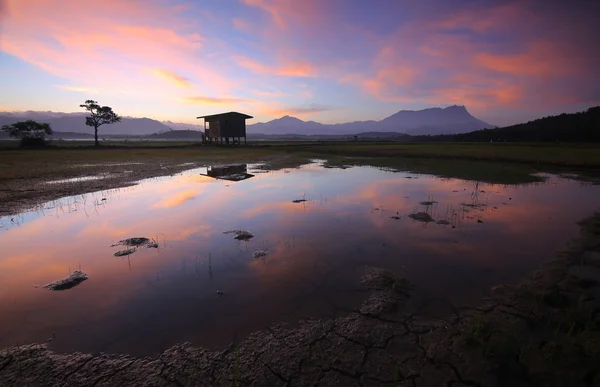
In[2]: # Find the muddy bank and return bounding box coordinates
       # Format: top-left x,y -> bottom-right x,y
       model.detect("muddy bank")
0,153 -> 307,217
1,212 -> 599,386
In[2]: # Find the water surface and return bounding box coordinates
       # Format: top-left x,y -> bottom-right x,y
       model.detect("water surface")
1,162 -> 599,356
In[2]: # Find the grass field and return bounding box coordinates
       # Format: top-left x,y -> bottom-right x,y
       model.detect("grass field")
2,141 -> 599,183
0,146 -> 299,180
284,141 -> 600,168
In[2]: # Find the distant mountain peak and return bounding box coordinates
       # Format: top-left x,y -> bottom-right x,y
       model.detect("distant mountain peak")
277,115 -> 304,122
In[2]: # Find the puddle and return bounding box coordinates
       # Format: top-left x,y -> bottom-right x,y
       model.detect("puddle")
46,174 -> 116,184
1,162 -> 600,356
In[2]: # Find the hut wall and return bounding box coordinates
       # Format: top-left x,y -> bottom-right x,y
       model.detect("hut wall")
207,119 -> 221,137
219,116 -> 246,138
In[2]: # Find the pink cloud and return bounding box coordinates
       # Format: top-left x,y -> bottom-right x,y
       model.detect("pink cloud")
234,55 -> 317,77
341,1 -> 598,115
1,0 -> 235,95
152,69 -> 191,88
181,96 -> 249,106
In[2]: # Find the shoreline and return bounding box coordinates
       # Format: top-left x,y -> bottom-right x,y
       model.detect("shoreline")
0,151 -> 309,218
1,212 -> 599,386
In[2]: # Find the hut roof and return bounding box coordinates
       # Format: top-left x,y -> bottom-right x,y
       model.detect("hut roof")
196,111 -> 253,120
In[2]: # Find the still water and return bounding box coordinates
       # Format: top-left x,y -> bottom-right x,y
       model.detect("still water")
1,162 -> 599,356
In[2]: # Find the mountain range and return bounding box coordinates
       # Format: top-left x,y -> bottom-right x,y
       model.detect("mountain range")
0,105 -> 491,137
249,106 -> 490,135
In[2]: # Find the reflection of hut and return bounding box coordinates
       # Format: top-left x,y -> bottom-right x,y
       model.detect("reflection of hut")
202,164 -> 255,182
197,111 -> 253,145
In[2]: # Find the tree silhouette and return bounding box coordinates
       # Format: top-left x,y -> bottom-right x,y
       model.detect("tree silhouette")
80,100 -> 121,146
1,120 -> 53,147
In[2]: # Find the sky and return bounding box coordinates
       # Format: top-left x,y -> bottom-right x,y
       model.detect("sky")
0,0 -> 599,126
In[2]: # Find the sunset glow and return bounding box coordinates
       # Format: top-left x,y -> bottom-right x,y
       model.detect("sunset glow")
0,0 -> 598,125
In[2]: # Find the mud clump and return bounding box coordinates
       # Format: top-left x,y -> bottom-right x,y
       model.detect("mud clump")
361,267 -> 411,295
408,212 -> 435,222
43,270 -> 88,291
252,249 -> 268,258
223,230 -> 254,241
116,237 -> 151,247
114,248 -> 136,257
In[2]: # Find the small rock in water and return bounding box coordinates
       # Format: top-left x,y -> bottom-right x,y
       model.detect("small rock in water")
43,270 -> 88,291
420,201 -> 437,206
292,199 -> 307,203
436,220 -> 450,225
216,290 -> 224,295
390,216 -> 401,220
252,249 -> 268,258
477,219 -> 484,223
408,212 -> 435,222
114,248 -> 136,257
223,230 -> 254,241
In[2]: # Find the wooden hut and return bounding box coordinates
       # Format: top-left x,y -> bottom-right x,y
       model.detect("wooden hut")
197,111 -> 253,145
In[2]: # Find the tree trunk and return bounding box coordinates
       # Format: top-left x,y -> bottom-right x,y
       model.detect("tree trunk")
94,125 -> 99,147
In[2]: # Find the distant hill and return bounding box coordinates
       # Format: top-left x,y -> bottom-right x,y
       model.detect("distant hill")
0,111 -> 171,136
447,107 -> 600,142
378,105 -> 491,135
147,130 -> 203,139
248,105 -> 490,135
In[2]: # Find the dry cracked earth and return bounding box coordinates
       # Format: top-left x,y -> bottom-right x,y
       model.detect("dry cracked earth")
1,215 -> 600,387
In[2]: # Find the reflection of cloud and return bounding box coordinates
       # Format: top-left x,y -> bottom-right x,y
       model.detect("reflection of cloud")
2,165 -> 600,355
240,201 -> 306,218
154,189 -> 200,208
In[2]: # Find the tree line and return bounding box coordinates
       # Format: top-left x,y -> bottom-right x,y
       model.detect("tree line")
408,107 -> 600,143
1,100 -> 120,147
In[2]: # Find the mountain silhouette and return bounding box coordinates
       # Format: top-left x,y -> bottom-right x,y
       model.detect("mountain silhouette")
0,105 -> 490,136
249,106 -> 490,135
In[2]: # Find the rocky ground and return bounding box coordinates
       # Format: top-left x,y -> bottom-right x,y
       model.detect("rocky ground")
1,213 -> 599,386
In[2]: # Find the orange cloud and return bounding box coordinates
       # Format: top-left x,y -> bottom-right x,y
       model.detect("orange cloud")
1,0 -> 235,96
152,69 -> 191,87
335,1 -> 600,116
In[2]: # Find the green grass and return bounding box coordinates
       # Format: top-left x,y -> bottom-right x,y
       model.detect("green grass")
0,146 -> 301,181
1,141 -> 599,185
298,142 -> 600,168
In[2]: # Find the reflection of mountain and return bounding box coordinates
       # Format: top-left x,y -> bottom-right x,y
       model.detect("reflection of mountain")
204,164 -> 254,182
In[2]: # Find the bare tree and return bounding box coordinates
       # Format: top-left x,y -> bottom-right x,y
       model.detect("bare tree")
80,100 -> 121,147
